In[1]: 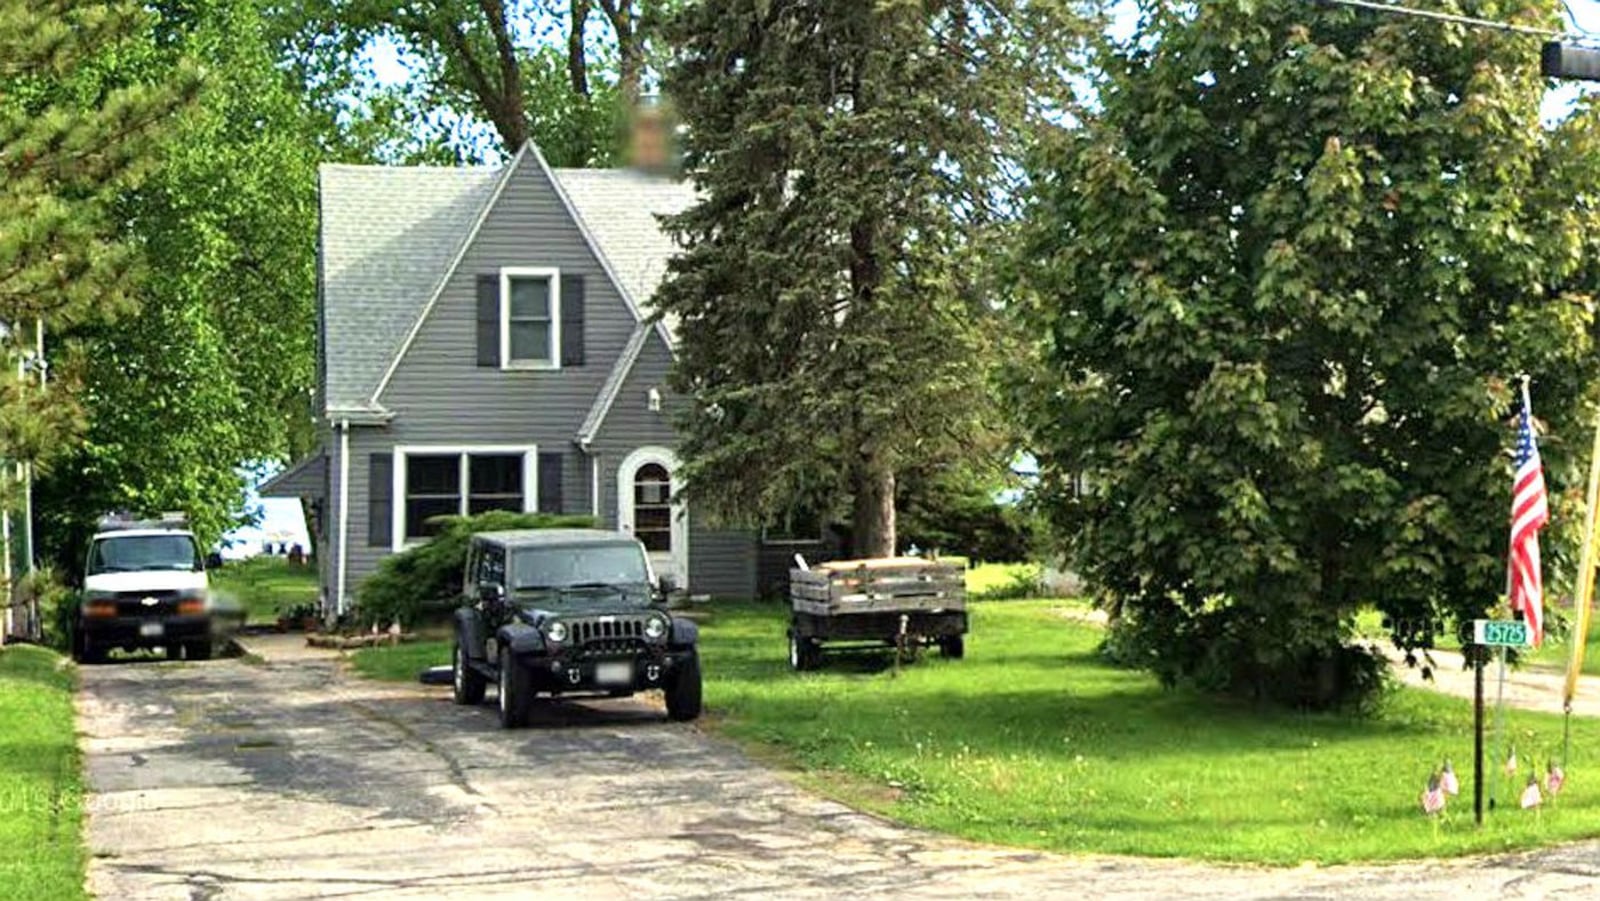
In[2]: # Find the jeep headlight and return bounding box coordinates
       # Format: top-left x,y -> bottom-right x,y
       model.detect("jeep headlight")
545,620 -> 568,643
644,616 -> 667,640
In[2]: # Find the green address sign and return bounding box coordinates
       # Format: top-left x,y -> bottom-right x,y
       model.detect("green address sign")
1472,619 -> 1532,648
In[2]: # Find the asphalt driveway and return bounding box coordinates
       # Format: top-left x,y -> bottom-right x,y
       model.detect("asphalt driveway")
77,652 -> 1600,900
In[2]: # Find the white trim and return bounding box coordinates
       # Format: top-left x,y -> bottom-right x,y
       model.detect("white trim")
616,446 -> 688,588
336,420 -> 351,616
368,144 -> 530,406
390,444 -> 539,553
498,266 -> 561,370
590,453 -> 601,518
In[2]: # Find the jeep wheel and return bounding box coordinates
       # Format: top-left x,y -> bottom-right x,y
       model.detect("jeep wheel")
939,635 -> 965,660
452,642 -> 486,705
497,648 -> 532,728
665,652 -> 703,722
788,633 -> 820,672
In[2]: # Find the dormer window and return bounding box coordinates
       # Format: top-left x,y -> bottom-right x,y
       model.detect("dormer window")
499,268 -> 561,369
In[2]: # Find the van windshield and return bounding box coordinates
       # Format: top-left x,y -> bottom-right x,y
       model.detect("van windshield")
89,535 -> 202,575
511,545 -> 651,593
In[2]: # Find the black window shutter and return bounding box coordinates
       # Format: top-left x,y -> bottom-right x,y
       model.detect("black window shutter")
561,275 -> 585,366
368,454 -> 393,547
476,275 -> 499,367
538,452 -> 564,514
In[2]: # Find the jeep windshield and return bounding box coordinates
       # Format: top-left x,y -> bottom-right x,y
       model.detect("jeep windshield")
510,545 -> 652,601
88,534 -> 203,575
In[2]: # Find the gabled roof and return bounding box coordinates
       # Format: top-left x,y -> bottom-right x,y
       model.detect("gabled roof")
318,144 -> 695,416
258,453 -> 327,499
552,167 -> 695,333
577,323 -> 652,447
319,163 -> 502,413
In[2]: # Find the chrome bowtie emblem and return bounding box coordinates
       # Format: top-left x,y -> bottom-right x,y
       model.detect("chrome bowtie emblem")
140,596 -> 159,607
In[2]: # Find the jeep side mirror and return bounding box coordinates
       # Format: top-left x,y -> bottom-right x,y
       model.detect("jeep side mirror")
658,574 -> 678,595
478,582 -> 505,605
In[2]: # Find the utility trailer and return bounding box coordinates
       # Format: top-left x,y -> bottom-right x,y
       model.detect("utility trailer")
786,557 -> 967,671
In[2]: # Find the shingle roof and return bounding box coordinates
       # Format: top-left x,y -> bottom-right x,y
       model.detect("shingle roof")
551,168 -> 695,309
319,164 -> 501,412
318,152 -> 695,415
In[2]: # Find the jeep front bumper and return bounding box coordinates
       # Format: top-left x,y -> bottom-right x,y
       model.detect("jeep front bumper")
523,648 -> 694,693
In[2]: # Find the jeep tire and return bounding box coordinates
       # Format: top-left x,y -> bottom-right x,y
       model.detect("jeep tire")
665,651 -> 703,722
452,642 -> 487,705
497,647 -> 532,728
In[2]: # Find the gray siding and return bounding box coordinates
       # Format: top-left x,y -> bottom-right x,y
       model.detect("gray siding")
591,336 -> 758,599
323,151 -> 757,604
376,154 -> 637,444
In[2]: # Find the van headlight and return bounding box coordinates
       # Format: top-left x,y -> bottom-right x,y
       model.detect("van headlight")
545,621 -> 568,643
644,616 -> 667,640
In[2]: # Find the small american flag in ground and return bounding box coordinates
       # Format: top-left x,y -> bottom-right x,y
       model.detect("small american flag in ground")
1421,773 -> 1446,816
1547,763 -> 1566,797
1521,776 -> 1543,810
1508,383 -> 1549,646
1440,761 -> 1459,796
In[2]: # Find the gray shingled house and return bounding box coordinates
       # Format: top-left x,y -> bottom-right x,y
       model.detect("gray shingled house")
262,143 -> 788,616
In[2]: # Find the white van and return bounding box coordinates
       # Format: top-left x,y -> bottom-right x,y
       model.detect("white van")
74,514 -> 216,663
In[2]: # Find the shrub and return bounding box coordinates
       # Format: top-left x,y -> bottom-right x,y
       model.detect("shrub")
1100,601 -> 1389,712
16,568 -> 76,652
356,511 -> 595,628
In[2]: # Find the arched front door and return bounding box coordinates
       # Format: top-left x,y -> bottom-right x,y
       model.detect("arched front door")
617,447 -> 687,587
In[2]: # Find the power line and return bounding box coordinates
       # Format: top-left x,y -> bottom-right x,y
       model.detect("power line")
1317,0 -> 1579,41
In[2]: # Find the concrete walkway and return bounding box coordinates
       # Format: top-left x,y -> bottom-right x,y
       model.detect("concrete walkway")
1384,647 -> 1600,718
75,654 -> 1600,899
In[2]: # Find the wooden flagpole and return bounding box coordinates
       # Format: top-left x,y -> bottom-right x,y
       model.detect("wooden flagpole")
1562,406 -> 1600,717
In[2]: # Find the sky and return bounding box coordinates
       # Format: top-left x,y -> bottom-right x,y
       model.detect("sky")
228,0 -> 1600,555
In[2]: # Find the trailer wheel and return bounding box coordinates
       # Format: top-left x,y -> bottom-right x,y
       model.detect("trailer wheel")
939,635 -> 965,659
788,633 -> 821,671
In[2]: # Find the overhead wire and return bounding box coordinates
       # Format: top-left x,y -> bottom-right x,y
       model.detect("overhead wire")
1315,0 -> 1585,41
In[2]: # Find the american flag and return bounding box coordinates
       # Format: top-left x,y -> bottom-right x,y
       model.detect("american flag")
1421,773 -> 1446,816
1521,776 -> 1543,810
1547,762 -> 1566,797
1508,383 -> 1548,646
1440,761 -> 1459,796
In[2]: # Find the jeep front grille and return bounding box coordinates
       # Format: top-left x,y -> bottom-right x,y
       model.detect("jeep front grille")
569,617 -> 646,644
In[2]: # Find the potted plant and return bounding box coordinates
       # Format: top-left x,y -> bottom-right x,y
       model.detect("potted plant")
275,601 -> 320,633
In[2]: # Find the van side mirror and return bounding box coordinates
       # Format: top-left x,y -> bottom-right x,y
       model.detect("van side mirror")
205,552 -> 224,570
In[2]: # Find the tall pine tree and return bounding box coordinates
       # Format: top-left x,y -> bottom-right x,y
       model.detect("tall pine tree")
0,0 -> 198,468
656,0 -> 1089,555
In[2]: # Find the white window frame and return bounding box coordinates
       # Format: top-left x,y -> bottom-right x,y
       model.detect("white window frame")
392,445 -> 538,552
499,267 -> 562,371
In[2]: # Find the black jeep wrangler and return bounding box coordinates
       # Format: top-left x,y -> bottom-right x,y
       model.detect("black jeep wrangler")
451,529 -> 702,727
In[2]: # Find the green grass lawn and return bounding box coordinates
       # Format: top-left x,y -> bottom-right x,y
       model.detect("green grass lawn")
210,556 -> 319,625
352,600 -> 1600,865
350,640 -> 453,683
965,562 -> 1041,599
0,645 -> 85,900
